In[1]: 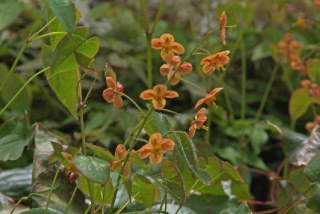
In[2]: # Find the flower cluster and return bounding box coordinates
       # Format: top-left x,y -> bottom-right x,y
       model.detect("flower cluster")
110,145 -> 134,177
160,56 -> 192,85
189,108 -> 207,139
301,80 -> 320,97
102,76 -> 124,109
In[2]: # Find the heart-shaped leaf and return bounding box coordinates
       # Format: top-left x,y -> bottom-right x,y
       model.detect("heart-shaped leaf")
48,0 -> 76,33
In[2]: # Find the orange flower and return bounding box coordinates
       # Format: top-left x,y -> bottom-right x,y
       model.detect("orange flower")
296,13 -> 307,29
200,51 -> 230,75
277,33 -> 301,60
139,133 -> 175,165
189,108 -> 207,139
140,84 -> 178,109
289,54 -> 306,76
219,11 -> 227,45
301,80 -> 311,88
315,1 -> 320,10
195,88 -> 223,109
110,145 -> 133,177
160,56 -> 192,85
151,34 -> 185,62
102,77 -> 124,109
62,152 -> 79,183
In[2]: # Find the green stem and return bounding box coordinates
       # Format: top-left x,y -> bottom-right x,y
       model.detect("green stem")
150,0 -> 165,35
179,77 -> 207,93
159,190 -> 167,213
83,77 -> 97,105
63,182 -> 80,214
108,108 -> 154,214
187,179 -> 200,196
117,92 -> 146,116
159,108 -> 194,121
29,17 -> 57,40
115,193 -> 139,214
30,32 -> 66,41
0,67 -> 49,116
147,36 -> 153,89
240,39 -> 246,121
45,163 -> 61,214
254,64 -> 279,122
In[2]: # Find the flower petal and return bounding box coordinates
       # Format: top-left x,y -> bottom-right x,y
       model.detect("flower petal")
140,90 -> 154,100
153,84 -> 167,94
219,11 -> 227,29
168,71 -> 180,85
106,77 -> 116,89
195,98 -> 205,109
150,133 -> 162,146
189,123 -> 196,139
151,38 -> 164,49
171,56 -> 181,67
210,87 -> 223,96
139,144 -> 152,159
195,115 -> 207,128
160,64 -> 170,76
114,95 -> 123,109
152,98 -> 166,109
220,29 -> 226,45
160,138 -> 175,153
202,63 -> 215,75
150,153 -> 163,165
200,56 -> 213,65
196,108 -> 206,118
171,42 -> 185,54
179,62 -> 192,75
164,90 -> 178,98
160,33 -> 174,43
115,144 -> 127,160
103,88 -> 115,103
161,49 -> 174,63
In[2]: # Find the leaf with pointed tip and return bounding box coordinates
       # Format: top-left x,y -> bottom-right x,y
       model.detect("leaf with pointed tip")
87,143 -> 114,163
71,155 -> 110,185
130,152 -> 152,172
48,0 -> 76,33
289,88 -> 311,121
49,142 -> 78,166
72,50 -> 95,70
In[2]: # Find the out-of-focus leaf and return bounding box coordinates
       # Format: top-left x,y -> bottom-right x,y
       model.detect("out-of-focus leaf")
108,53 -> 129,68
306,184 -> 320,212
250,125 -> 268,154
289,88 -> 311,121
20,208 -> 62,214
48,0 -> 76,33
305,154 -> 320,182
132,174 -> 160,208
251,42 -> 272,61
307,59 -> 320,86
0,164 -> 32,198
42,43 -> 79,119
78,175 -> 113,205
31,124 -> 86,213
161,159 -> 186,205
0,116 -> 34,161
71,155 -> 110,185
152,204 -> 196,214
128,57 -> 148,86
243,2 -> 254,26
296,126 -> 320,166
87,143 -> 114,162
219,198 -> 251,214
0,0 -> 24,31
47,27 -> 99,78
131,152 -> 152,172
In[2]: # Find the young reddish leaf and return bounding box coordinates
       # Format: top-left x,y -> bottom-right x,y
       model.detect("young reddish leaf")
106,64 -> 117,82
132,174 -> 160,208
71,155 -> 110,185
48,0 -> 76,33
78,175 -> 113,205
87,143 -> 114,162
289,88 -> 311,121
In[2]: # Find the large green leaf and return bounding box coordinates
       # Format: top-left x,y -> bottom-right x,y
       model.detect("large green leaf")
87,143 -> 114,162
307,59 -> 320,86
161,159 -> 186,205
0,0 -> 24,31
289,88 -> 311,121
71,155 -> 110,185
42,43 -> 79,119
305,154 -> 320,182
31,124 -> 86,213
47,27 -> 99,79
131,152 -> 152,172
48,0 -> 76,33
138,112 -> 160,136
155,112 -> 173,135
132,174 -> 160,208
78,175 -> 113,205
306,184 -> 320,212
0,116 -> 34,161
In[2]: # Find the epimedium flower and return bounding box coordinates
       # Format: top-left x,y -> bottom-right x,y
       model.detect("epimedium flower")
139,133 -> 175,165
140,84 -> 178,109
195,88 -> 223,109
110,145 -> 133,177
277,33 -> 302,60
200,51 -> 230,75
151,33 -> 185,62
102,77 -> 124,109
220,11 -> 227,45
160,56 -> 192,85
62,152 -> 79,183
189,108 -> 207,139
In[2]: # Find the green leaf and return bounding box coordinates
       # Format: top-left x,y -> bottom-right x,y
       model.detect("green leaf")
72,50 -> 95,70
132,174 -> 160,208
71,155 -> 110,185
305,154 -> 320,182
219,197 -> 252,214
307,59 -> 320,85
0,0 -> 24,31
42,43 -> 79,119
306,184 -> 320,212
138,112 -> 160,136
49,142 -> 78,166
31,124 -> 86,213
0,116 -> 34,161
131,152 -> 152,172
47,27 -> 99,79
20,208 -> 63,214
196,168 -> 213,185
123,176 -> 132,200
289,88 -> 311,121
223,161 -> 244,183
249,125 -> 268,154
78,175 -> 113,205
161,159 -> 186,205
155,112 -> 173,135
87,143 -> 114,162
48,0 -> 76,33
